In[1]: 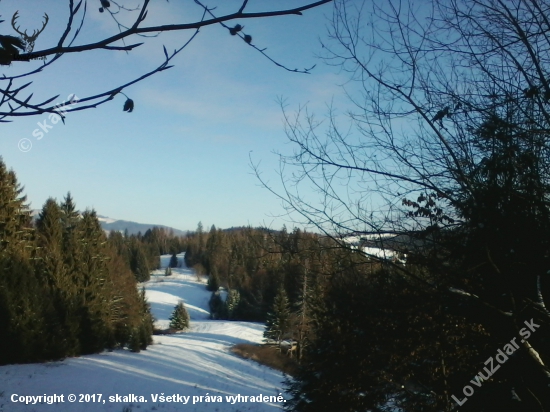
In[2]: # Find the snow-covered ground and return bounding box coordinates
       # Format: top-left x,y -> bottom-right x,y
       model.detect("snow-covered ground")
343,236 -> 407,264
0,254 -> 286,412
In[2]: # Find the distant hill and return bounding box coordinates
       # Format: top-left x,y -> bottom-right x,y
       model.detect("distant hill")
97,216 -> 188,237
31,210 -> 187,236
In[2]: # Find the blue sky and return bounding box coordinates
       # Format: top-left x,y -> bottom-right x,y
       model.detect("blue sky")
0,0 -> 353,232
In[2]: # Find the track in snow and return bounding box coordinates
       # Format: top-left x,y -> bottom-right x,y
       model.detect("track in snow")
0,254 -> 286,412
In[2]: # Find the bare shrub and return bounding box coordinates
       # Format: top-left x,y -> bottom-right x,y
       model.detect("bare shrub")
231,343 -> 298,376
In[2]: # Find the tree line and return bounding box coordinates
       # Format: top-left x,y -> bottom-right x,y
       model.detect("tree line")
183,213 -> 550,411
0,159 -> 188,365
182,221 -> 380,363
183,223 -> 328,321
108,226 -> 185,283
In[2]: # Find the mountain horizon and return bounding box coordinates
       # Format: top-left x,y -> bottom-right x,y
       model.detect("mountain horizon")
30,209 -> 188,236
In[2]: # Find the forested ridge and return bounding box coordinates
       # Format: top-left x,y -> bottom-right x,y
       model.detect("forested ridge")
183,218 -> 550,411
183,223 -> 340,322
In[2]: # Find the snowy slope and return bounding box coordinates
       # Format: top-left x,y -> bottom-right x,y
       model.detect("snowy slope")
0,254 -> 286,412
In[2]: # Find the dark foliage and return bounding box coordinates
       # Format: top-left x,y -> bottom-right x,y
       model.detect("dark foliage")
0,159 -> 153,364
169,252 -> 178,268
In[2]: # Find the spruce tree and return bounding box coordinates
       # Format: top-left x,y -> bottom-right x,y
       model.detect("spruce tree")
284,271 -> 377,412
264,287 -> 291,342
0,159 -> 59,363
60,192 -> 79,225
206,268 -> 220,291
35,198 -> 79,355
209,290 -> 225,320
129,328 -> 142,353
0,161 -> 155,363
169,301 -> 190,330
196,221 -> 204,257
138,288 -> 154,349
225,289 -> 240,320
75,210 -> 111,354
106,248 -> 152,351
130,240 -> 150,282
36,199 -> 66,288
59,192 -> 80,272
169,252 -> 178,268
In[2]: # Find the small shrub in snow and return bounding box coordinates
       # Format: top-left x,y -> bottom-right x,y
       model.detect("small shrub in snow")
169,301 -> 190,330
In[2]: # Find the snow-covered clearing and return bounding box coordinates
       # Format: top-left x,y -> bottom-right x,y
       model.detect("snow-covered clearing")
0,254 -> 286,412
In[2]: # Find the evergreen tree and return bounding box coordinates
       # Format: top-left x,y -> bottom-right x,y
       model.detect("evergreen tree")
75,210 -> 111,354
205,224 -> 218,273
225,289 -> 240,320
60,192 -> 79,225
264,287 -> 291,342
0,160 -> 31,247
36,199 -> 66,288
59,192 -> 80,271
169,301 -> 190,330
209,290 -> 225,320
106,249 -> 153,352
138,288 -> 154,349
184,242 -> 197,267
0,159 -> 60,363
128,328 -> 142,353
293,262 -> 314,361
35,198 -> 80,355
130,240 -> 150,282
206,268 -> 220,291
196,221 -> 204,255
165,266 -> 172,276
0,162 -> 153,363
169,252 -> 178,268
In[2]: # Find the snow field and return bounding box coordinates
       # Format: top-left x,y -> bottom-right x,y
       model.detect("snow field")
0,254 -> 285,412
